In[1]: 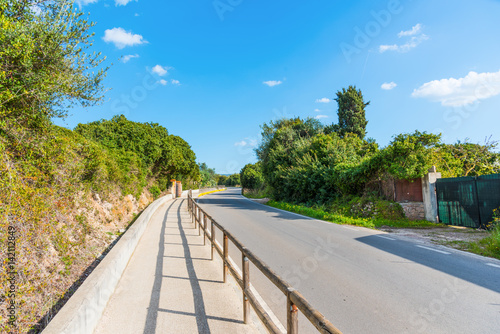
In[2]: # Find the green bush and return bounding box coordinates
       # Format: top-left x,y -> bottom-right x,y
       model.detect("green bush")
149,185 -> 161,199
347,196 -> 405,220
240,162 -> 264,190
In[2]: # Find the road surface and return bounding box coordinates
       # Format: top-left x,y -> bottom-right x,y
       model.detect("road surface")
198,188 -> 500,334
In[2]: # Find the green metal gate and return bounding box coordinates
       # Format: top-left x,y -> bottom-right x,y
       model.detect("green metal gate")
436,173 -> 500,228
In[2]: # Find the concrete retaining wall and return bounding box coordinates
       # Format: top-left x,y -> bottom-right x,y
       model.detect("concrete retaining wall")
43,194 -> 175,334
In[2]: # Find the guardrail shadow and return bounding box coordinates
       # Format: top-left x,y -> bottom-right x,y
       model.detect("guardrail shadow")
143,199 -> 243,334
143,200 -> 211,333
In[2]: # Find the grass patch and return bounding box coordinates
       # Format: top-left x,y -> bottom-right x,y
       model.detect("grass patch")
242,187 -> 270,199
435,227 -> 500,260
467,227 -> 500,260
267,200 -> 443,229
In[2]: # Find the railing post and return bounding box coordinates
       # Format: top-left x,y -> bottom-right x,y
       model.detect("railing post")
210,221 -> 214,261
203,214 -> 206,246
194,206 -> 197,228
223,232 -> 228,283
242,253 -> 250,324
191,201 -> 195,225
287,288 -> 298,334
198,211 -> 202,236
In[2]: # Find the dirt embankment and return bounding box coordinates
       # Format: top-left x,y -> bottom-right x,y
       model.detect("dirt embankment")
2,189 -> 155,333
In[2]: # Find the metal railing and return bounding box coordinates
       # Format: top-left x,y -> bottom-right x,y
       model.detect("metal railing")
187,192 -> 343,334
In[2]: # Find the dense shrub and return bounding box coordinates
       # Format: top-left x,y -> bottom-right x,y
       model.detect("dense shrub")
256,116 -> 499,206
240,163 -> 264,190
225,173 -> 240,186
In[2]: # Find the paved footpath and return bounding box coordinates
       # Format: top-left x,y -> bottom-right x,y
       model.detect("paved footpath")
94,198 -> 260,334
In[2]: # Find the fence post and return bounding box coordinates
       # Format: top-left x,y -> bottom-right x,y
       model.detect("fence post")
193,206 -> 196,227
203,215 -> 207,246
242,253 -> 250,324
287,288 -> 298,334
223,232 -> 228,283
211,222 -> 215,261
199,211 -> 202,236
191,201 -> 194,225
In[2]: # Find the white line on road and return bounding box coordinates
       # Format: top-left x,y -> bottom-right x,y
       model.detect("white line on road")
375,235 -> 396,241
416,245 -> 451,255
342,225 -> 360,231
486,263 -> 500,269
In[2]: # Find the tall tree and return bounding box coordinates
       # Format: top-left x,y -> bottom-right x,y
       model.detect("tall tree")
332,86 -> 369,139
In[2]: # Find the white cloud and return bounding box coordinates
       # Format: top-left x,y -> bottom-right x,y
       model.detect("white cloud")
263,80 -> 282,87
115,0 -> 136,6
412,70 -> 500,107
103,27 -> 146,49
152,65 -> 169,76
379,44 -> 398,52
314,108 -> 321,112
121,54 -> 139,63
76,0 -> 98,7
315,115 -> 329,119
380,23 -> 428,53
235,138 -> 258,148
398,23 -> 422,37
381,82 -> 397,90
157,79 -> 168,86
235,140 -> 247,147
379,34 -> 428,53
316,98 -> 331,103
171,79 -> 180,85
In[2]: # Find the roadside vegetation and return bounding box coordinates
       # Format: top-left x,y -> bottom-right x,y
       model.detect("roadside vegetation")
0,1 -> 209,332
440,209 -> 500,260
240,86 -> 500,259
217,173 -> 241,187
267,200 -> 442,229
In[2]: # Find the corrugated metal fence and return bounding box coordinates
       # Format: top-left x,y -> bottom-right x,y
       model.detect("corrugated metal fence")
436,173 -> 500,228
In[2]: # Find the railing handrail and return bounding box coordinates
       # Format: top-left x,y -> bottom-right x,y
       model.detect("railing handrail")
187,193 -> 343,334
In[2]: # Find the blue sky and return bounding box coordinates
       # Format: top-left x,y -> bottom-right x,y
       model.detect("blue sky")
56,0 -> 500,174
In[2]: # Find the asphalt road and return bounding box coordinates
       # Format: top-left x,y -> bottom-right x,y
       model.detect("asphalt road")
197,188 -> 500,334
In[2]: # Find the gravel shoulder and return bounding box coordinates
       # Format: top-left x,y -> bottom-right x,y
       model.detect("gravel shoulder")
378,225 -> 489,249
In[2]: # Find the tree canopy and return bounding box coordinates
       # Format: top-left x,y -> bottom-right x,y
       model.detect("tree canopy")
75,115 -> 199,183
0,0 -> 107,127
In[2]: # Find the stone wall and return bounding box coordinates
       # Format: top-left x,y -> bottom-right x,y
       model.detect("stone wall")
399,202 -> 425,221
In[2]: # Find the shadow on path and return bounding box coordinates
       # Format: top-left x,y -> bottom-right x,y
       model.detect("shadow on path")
143,200 -> 175,333
143,199 -> 211,333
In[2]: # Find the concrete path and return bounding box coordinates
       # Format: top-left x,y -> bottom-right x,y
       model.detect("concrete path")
94,198 -> 260,334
